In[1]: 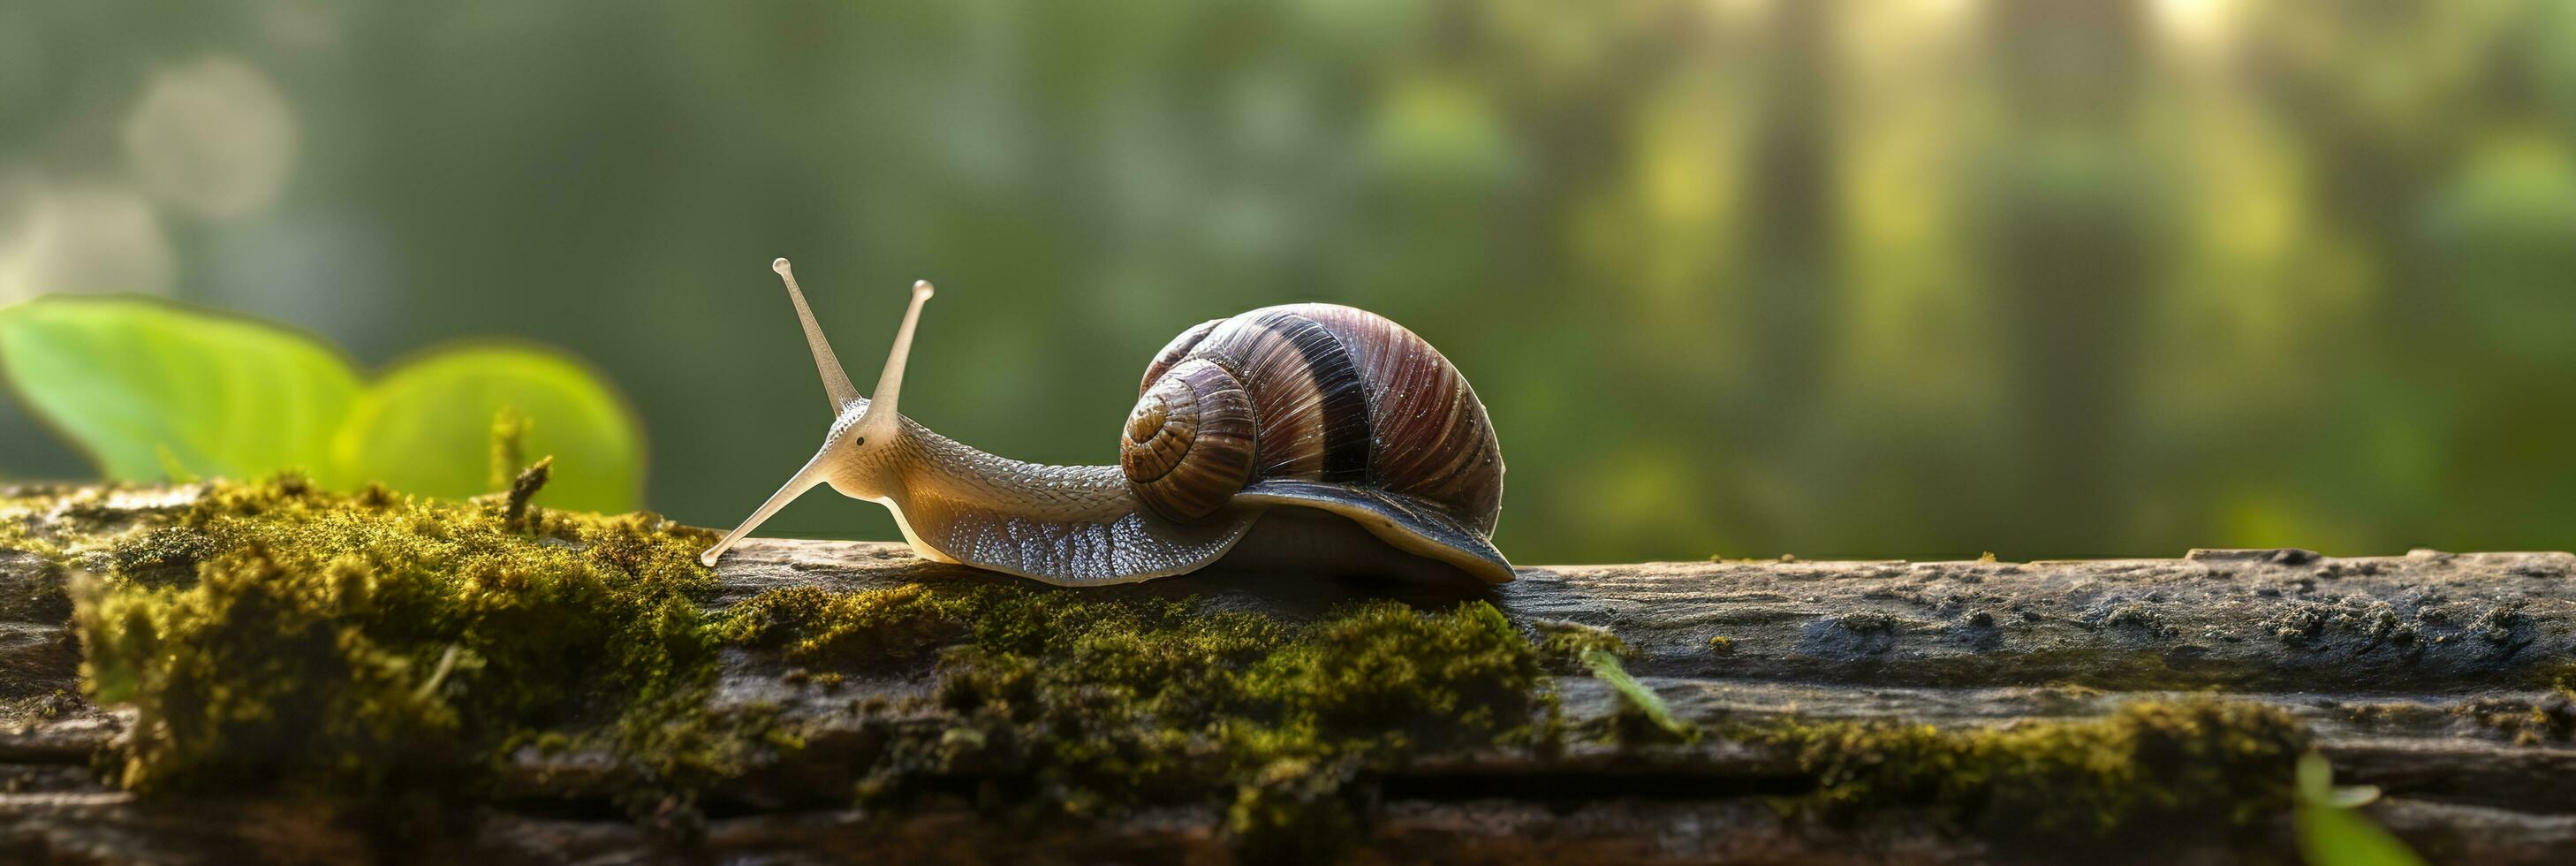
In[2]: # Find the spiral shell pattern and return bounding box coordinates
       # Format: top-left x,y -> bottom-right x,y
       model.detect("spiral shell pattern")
1118,304 -> 1504,533
1120,358 -> 1257,521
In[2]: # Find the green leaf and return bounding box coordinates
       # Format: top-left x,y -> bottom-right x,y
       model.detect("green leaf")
2299,805 -> 2425,866
335,345 -> 642,513
0,297 -> 646,513
0,297 -> 360,483
2295,753 -> 2428,866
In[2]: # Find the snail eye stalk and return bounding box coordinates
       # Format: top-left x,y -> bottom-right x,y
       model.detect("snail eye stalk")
771,257 -> 860,414
854,279 -> 935,435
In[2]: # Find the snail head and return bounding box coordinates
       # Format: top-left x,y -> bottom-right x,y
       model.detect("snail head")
700,258 -> 935,566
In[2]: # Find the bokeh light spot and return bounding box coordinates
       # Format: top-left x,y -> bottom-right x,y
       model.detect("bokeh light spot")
122,57 -> 302,219
0,182 -> 176,302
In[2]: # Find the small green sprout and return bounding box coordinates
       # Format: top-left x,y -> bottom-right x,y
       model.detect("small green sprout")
2294,752 -> 2426,866
1579,646 -> 1694,741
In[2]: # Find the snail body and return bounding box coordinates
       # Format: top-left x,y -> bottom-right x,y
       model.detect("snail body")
699,261 -> 1512,585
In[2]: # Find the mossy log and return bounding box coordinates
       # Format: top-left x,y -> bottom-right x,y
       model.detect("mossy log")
2,484 -> 2572,864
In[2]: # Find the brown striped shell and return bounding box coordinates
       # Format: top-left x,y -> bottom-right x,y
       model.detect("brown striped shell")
1119,358 -> 1257,520
1117,304 -> 1504,544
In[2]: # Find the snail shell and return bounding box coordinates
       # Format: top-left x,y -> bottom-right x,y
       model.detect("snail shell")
1120,357 -> 1258,520
1117,304 -> 1506,580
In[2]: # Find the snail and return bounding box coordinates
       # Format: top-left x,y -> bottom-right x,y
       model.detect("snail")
697,259 -> 1511,586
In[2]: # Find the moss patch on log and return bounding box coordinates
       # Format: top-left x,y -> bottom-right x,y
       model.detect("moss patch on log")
72,475 -> 721,796
0,490 -> 76,566
719,583 -> 1557,833
1758,698 -> 2311,842
50,477 -> 1562,852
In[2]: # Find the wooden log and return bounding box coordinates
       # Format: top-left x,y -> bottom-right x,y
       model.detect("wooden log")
2,486 -> 2572,863
716,540 -> 2576,692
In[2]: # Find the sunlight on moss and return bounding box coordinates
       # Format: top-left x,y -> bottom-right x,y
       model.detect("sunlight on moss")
72,474 -> 718,794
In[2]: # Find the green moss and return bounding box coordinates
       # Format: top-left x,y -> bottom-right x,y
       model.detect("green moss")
2451,696 -> 2575,746
105,525 -> 216,586
1760,698 -> 2310,840
60,475 -> 1565,854
585,692 -> 797,832
0,491 -> 69,561
715,583 -> 966,669
72,474 -> 719,796
1227,758 -> 1362,866
1277,601 -> 1549,750
724,582 -> 1552,855
0,506 -> 33,552
1533,619 -> 1627,666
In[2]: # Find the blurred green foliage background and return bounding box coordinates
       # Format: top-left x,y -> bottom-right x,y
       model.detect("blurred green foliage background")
4,0 -> 2575,564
